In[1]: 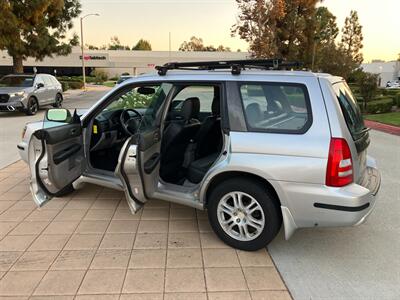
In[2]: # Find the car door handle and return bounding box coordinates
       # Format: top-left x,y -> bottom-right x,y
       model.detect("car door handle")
70,129 -> 77,135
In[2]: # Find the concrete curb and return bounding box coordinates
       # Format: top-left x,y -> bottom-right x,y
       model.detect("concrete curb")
365,120 -> 400,136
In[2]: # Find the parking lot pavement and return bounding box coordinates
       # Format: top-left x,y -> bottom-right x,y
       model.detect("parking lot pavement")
268,130 -> 400,300
0,86 -> 111,170
0,161 -> 291,299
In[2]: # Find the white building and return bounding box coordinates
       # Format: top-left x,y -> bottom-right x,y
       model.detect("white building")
0,47 -> 250,77
361,60 -> 400,87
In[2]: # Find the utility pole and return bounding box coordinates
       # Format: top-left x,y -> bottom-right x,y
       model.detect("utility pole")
169,32 -> 172,60
80,13 -> 100,91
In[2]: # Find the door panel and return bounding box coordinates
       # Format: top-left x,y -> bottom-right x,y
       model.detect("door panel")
29,123 -> 84,207
115,136 -> 145,213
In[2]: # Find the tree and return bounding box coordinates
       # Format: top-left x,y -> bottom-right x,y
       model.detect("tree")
0,0 -> 81,73
179,36 -> 231,52
340,10 -> 363,65
108,36 -> 130,50
86,44 -> 99,50
132,39 -> 152,51
312,7 -> 339,71
357,71 -> 379,111
179,36 -> 206,51
232,0 -> 321,61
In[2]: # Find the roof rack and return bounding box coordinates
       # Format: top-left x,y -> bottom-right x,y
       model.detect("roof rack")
155,59 -> 302,76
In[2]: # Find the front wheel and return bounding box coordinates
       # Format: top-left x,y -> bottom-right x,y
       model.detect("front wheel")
25,97 -> 39,116
207,178 -> 282,251
52,93 -> 63,108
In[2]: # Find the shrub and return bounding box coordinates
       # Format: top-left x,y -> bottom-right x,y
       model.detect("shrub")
395,94 -> 400,107
366,99 -> 393,114
60,81 -> 69,91
68,81 -> 84,89
91,69 -> 108,84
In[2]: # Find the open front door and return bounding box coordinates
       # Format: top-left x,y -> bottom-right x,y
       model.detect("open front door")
29,110 -> 84,207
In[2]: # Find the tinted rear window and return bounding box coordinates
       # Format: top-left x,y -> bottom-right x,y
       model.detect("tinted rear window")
333,82 -> 365,140
239,82 -> 312,133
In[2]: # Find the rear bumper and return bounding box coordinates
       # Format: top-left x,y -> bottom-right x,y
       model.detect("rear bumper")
279,165 -> 381,239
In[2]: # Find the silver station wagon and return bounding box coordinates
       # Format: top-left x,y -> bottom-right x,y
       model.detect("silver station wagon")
20,59 -> 381,251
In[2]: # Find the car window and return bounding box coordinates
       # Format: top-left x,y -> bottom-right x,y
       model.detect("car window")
173,86 -> 215,112
43,76 -> 53,87
239,83 -> 311,133
333,82 -> 365,140
105,83 -> 173,133
50,76 -> 59,85
0,76 -> 34,87
35,76 -> 45,86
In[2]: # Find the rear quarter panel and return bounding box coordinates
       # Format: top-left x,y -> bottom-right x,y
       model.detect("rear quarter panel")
230,75 -> 332,184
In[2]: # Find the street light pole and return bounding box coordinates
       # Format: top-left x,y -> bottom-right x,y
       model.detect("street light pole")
80,13 -> 99,91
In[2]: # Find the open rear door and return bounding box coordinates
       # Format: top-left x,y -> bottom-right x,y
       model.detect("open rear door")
29,112 -> 84,207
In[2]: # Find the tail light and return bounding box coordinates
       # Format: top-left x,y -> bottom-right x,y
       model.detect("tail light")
326,138 -> 353,187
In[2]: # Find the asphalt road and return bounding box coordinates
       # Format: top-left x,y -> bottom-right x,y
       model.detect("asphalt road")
0,86 -> 111,169
268,130 -> 400,300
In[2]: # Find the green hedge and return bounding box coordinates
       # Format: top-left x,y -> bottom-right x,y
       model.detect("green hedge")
60,81 -> 69,91
57,76 -> 97,83
365,99 -> 393,114
380,89 -> 400,97
60,81 -> 83,90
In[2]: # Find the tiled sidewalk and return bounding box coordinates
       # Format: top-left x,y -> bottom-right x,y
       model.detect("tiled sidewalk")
0,161 -> 291,299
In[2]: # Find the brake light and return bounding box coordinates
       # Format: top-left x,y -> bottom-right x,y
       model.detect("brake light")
326,138 -> 353,187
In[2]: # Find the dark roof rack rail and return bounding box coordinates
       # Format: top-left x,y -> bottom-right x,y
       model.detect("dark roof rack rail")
155,59 -> 302,76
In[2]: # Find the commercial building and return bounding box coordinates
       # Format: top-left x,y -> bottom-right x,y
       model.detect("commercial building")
0,47 -> 250,77
361,60 -> 400,87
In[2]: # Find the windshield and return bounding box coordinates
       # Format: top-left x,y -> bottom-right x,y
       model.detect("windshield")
333,82 -> 366,140
0,76 -> 34,88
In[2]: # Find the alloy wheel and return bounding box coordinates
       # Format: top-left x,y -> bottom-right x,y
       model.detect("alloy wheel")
217,191 -> 265,241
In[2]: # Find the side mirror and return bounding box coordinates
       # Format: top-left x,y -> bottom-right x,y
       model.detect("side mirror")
36,83 -> 44,89
46,108 -> 71,123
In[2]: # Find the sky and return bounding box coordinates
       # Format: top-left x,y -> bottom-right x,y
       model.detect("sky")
73,0 -> 400,62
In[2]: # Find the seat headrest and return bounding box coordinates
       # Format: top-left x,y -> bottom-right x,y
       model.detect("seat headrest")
181,97 -> 200,121
211,96 -> 220,116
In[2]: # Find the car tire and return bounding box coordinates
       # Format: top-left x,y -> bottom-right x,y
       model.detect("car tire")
25,97 -> 39,116
207,178 -> 282,251
55,184 -> 75,197
52,93 -> 63,108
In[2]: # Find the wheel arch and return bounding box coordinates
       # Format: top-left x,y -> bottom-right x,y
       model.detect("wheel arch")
204,171 -> 282,210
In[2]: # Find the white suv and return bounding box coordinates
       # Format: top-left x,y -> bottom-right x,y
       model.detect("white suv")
19,60 -> 380,251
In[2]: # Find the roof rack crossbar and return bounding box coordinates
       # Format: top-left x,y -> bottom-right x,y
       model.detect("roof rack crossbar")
155,59 -> 302,76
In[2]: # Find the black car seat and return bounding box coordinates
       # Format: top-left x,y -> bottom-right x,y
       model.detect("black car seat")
186,93 -> 223,184
160,97 -> 201,182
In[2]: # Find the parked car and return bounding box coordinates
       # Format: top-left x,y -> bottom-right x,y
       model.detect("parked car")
18,60 -> 380,251
386,80 -> 400,89
116,75 -> 135,85
0,74 -> 63,115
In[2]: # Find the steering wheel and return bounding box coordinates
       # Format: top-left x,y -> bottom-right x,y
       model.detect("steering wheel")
119,108 -> 142,136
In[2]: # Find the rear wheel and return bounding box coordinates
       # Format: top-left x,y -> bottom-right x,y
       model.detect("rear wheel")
207,178 -> 282,251
25,97 -> 39,116
52,93 -> 63,108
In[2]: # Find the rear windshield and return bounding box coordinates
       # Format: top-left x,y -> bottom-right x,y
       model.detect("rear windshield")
333,82 -> 366,140
0,76 -> 34,87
